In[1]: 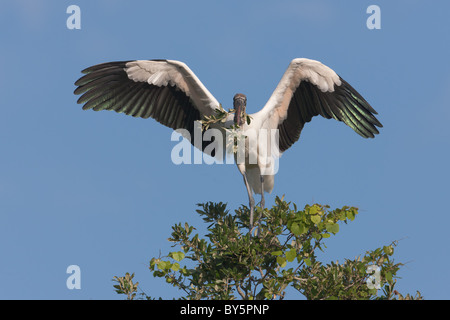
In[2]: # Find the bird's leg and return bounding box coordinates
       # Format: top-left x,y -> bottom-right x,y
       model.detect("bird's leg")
260,176 -> 265,210
242,173 -> 255,233
252,175 -> 265,238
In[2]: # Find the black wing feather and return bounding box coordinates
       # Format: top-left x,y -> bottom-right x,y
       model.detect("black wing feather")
74,60 -> 210,152
277,76 -> 382,153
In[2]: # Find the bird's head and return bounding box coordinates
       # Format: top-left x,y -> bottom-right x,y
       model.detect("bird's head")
233,93 -> 247,127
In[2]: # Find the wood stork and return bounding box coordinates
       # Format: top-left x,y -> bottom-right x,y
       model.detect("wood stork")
74,58 -> 382,232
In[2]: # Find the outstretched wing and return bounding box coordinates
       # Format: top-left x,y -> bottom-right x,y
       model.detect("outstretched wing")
255,58 -> 382,153
74,59 -> 221,139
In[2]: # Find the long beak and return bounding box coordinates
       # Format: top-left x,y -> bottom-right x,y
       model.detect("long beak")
234,99 -> 245,127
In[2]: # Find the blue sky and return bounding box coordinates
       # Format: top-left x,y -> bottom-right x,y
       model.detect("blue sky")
0,0 -> 449,299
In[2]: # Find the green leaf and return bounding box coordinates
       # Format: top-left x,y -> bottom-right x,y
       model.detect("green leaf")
291,222 -> 306,235
171,262 -> 180,271
180,266 -> 189,275
385,271 -> 393,283
309,205 -> 319,215
277,256 -> 287,268
171,251 -> 185,262
326,223 -> 339,234
383,245 -> 393,256
346,209 -> 357,221
157,260 -> 170,270
304,258 -> 312,266
310,214 -> 321,224
271,250 -> 283,256
286,249 -> 296,262
149,258 -> 157,270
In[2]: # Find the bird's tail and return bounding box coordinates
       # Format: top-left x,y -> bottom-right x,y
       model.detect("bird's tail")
247,166 -> 274,195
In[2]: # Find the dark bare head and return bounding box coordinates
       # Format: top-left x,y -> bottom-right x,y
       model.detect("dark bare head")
233,93 -> 247,127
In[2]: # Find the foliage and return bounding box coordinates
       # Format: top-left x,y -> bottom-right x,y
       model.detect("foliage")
199,107 -> 230,131
112,272 -> 139,300
199,107 -> 252,131
114,197 -> 422,300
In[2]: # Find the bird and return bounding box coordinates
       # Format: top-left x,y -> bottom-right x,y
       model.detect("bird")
74,58 -> 382,233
